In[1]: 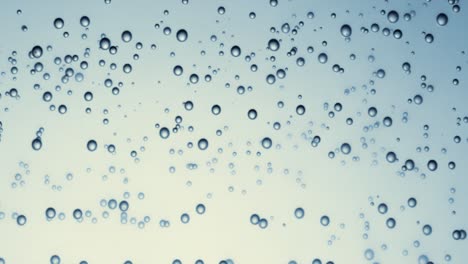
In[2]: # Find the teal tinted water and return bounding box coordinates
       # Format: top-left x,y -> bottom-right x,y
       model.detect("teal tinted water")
0,0 -> 467,263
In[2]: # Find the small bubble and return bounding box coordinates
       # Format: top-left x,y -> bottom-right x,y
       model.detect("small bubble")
87,140 -> 98,152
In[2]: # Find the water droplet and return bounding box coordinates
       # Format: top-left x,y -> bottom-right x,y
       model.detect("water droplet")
87,140 -> 98,151
176,29 -> 188,42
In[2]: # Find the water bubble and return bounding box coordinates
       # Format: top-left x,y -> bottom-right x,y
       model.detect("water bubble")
318,53 -> 328,64
230,46 -> 241,57
80,16 -> 90,27
119,201 -> 129,211
73,209 -> 83,220
294,207 -> 305,219
32,137 -> 42,151
320,215 -> 330,226
211,105 -> 221,115
17,214 -> 27,226
173,65 -> 183,76
197,138 -> 209,150
378,203 -> 388,214
99,37 -> 111,50
422,224 -> 432,236
386,217 -> 396,229
387,11 -> 399,23
196,203 -> 206,214
364,249 -> 375,261
261,137 -> 273,149
50,255 -> 61,264
340,24 -> 352,37
121,30 -> 133,42
87,140 -> 98,151
181,213 -> 190,224
31,45 -> 43,58
340,143 -> 351,155
123,63 -> 132,73
46,207 -> 56,219
159,127 -> 170,139
427,160 -> 438,171
53,18 -> 64,29
176,29 -> 188,42
247,109 -> 258,120
296,105 -> 306,115
268,39 -> 280,51
424,33 -> 434,43
386,151 -> 397,163
408,197 -> 417,208
436,13 -> 448,26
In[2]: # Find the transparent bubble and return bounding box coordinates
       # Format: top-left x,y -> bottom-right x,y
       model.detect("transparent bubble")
422,224 -> 432,236
230,46 -> 241,57
197,138 -> 209,150
386,217 -> 396,229
296,105 -> 306,115
16,214 -> 27,226
73,209 -> 83,220
340,143 -> 351,155
340,24 -> 352,37
320,215 -> 330,226
176,29 -> 188,42
268,39 -> 280,51
261,137 -> 273,149
211,105 -> 221,115
46,207 -> 56,219
32,137 -> 42,151
121,30 -> 133,42
53,18 -> 64,29
196,203 -> 206,214
87,140 -> 98,151
247,109 -> 258,120
173,65 -> 183,76
378,203 -> 388,214
424,33 -> 434,43
364,248 -> 374,261
180,213 -> 190,224
318,53 -> 328,64
436,13 -> 448,26
80,16 -> 90,27
427,160 -> 438,171
294,207 -> 305,219
160,127 -> 170,139
50,255 -> 61,264
387,10 -> 399,23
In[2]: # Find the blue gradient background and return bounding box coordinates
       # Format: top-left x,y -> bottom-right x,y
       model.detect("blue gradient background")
0,0 -> 467,263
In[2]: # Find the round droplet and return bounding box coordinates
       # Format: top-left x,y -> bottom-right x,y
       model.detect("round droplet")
160,127 -> 170,139
296,105 -> 306,115
87,140 -> 97,151
320,215 -> 330,226
197,138 -> 209,150
340,143 -> 351,155
436,13 -> 448,26
425,33 -> 434,43
247,109 -> 257,120
32,137 -> 42,151
294,207 -> 305,219
427,160 -> 438,171
211,105 -> 221,115
54,18 -> 64,29
261,137 -> 273,149
121,30 -> 133,42
17,215 -> 27,226
196,204 -> 206,214
340,24 -> 352,37
422,224 -> 432,236
268,39 -> 280,51
80,16 -> 90,27
173,65 -> 183,76
176,29 -> 188,42
387,11 -> 399,23
230,46 -> 241,57
46,207 -> 56,219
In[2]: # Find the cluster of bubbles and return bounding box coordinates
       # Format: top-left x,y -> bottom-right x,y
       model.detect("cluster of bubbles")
0,0 -> 466,263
